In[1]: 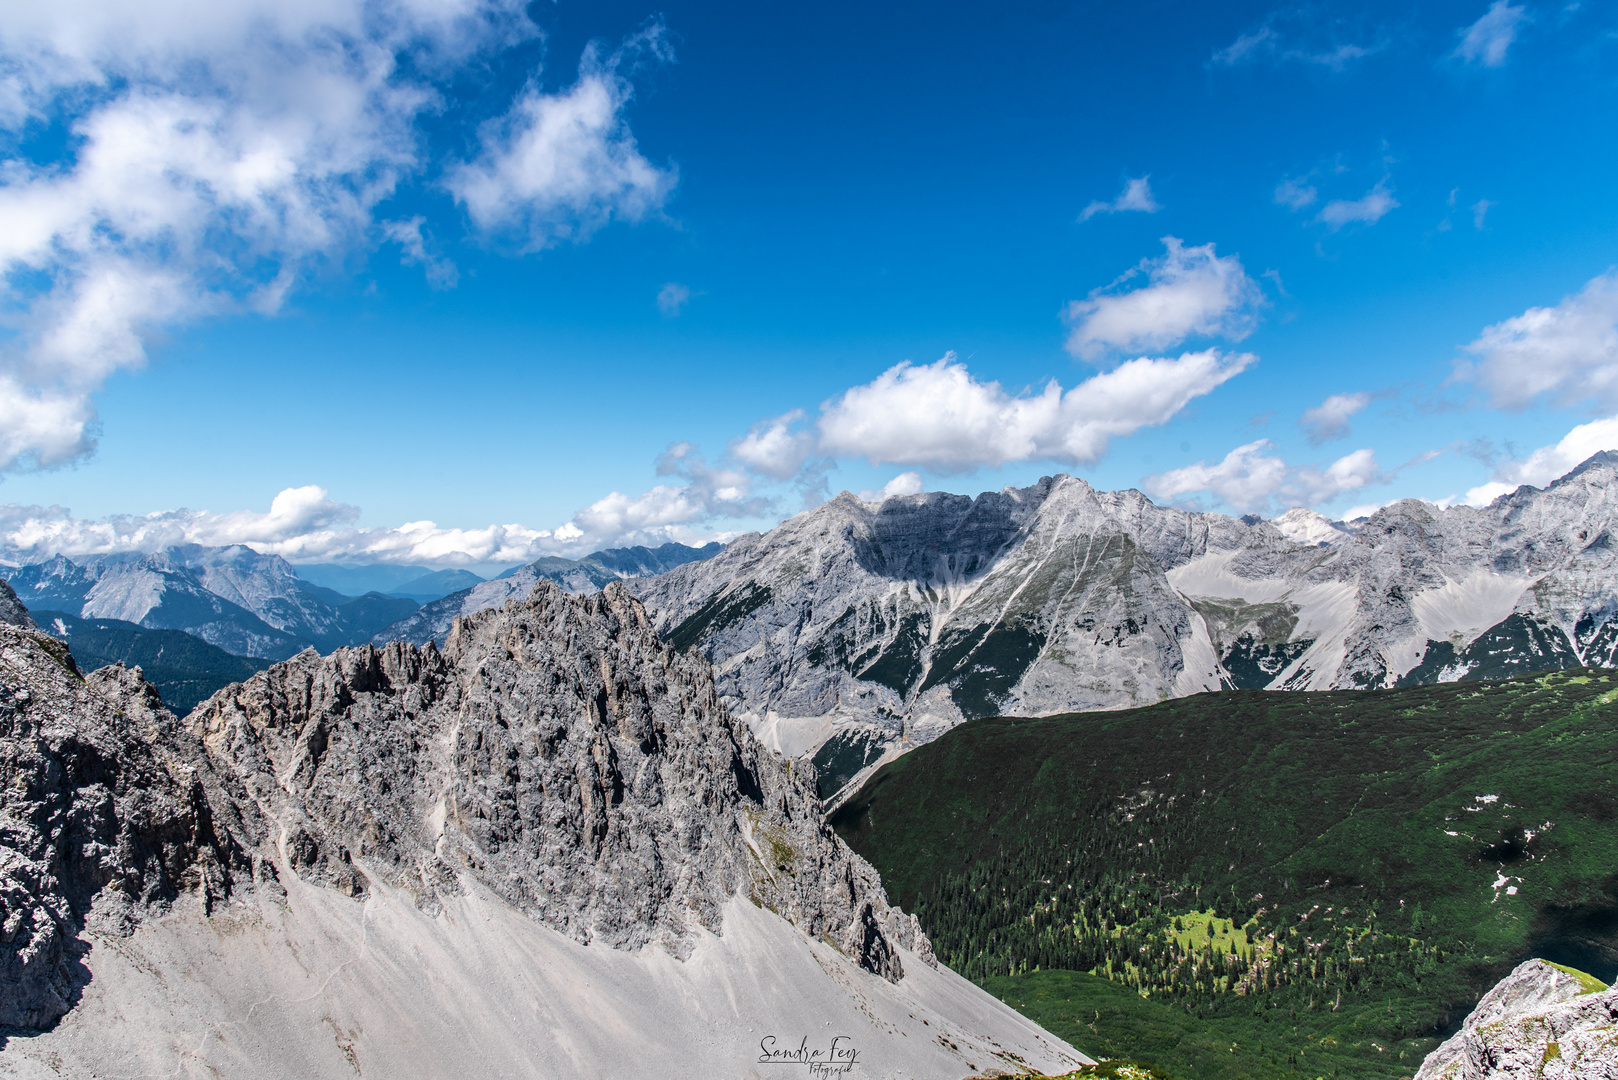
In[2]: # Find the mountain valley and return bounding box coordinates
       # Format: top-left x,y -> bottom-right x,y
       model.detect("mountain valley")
831,667 -> 1618,1080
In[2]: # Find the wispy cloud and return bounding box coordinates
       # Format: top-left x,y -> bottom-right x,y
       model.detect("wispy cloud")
1315,179 -> 1399,230
384,217 -> 460,290
1079,176 -> 1161,222
1300,391 -> 1373,443
1063,237 -> 1265,359
1452,1 -> 1529,66
657,282 -> 692,316
1274,176 -> 1319,211
1211,14 -> 1383,71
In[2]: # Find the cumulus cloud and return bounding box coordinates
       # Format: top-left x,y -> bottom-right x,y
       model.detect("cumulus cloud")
1078,176 -> 1160,222
1315,180 -> 1399,230
446,27 -> 675,249
0,486 -> 558,566
1063,237 -> 1264,359
657,282 -> 691,316
1452,1 -> 1528,67
1300,391 -> 1372,444
817,350 -> 1255,472
1458,269 -> 1618,410
1463,415 -> 1618,505
858,472 -> 924,503
555,442 -> 768,550
0,2 -> 672,471
730,410 -> 816,481
1145,441 -> 1382,514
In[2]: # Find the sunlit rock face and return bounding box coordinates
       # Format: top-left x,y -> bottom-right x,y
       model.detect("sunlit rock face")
1415,958 -> 1618,1080
631,454 -> 1618,797
0,583 -> 1084,1079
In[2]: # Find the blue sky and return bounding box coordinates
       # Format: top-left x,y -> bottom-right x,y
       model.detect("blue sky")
1,0 -> 1616,567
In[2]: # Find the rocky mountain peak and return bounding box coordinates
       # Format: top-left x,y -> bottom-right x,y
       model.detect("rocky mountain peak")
1,579 -> 929,1032
0,578 -> 34,628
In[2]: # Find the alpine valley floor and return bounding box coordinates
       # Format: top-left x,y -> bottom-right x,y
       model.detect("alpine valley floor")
832,669 -> 1618,1080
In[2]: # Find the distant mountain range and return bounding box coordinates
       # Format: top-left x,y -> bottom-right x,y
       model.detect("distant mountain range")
375,542 -> 724,646
3,545 -> 418,659
0,540 -> 724,675
291,563 -> 486,603
631,452 -> 1618,794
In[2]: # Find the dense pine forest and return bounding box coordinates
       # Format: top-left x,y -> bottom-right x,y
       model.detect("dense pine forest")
832,670 -> 1618,1079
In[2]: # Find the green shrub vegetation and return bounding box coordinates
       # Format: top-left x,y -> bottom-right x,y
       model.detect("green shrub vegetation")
831,670 -> 1618,1080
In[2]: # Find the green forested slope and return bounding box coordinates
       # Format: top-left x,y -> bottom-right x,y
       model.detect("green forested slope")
831,671 -> 1618,1080
34,610 -> 269,715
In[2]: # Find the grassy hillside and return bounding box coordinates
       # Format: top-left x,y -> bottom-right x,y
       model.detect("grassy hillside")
831,671 -> 1618,1080
34,610 -> 269,715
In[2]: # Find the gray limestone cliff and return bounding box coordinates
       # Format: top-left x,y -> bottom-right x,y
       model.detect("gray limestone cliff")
1415,958 -> 1618,1079
0,581 -> 930,1033
624,454 -> 1618,797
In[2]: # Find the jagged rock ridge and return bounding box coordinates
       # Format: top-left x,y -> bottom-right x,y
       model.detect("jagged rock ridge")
628,453 -> 1618,797
1,582 -> 1081,1078
3,545 -> 412,659
374,540 -> 723,647
190,580 -> 925,967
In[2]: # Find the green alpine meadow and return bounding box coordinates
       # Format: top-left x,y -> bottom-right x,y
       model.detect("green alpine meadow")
832,669 -> 1618,1080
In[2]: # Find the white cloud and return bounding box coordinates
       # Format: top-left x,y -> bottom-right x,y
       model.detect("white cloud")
0,486 -> 559,567
1274,176 -> 1319,211
1463,415 -> 1618,505
1340,501 -> 1389,521
0,3 -> 671,472
1078,176 -> 1160,222
1472,199 -> 1495,229
657,282 -> 691,316
1063,237 -> 1264,359
1459,269 -> 1618,410
384,216 -> 459,289
858,472 -> 924,503
1315,179 -> 1398,230
1300,391 -> 1372,443
817,350 -> 1254,472
1145,441 -> 1381,514
446,28 -> 675,250
730,410 -> 815,481
1453,1 -> 1529,67
555,442 -> 767,550
1211,19 -> 1381,70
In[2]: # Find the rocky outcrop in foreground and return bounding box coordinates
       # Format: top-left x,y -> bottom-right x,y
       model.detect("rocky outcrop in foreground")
1415,958 -> 1618,1079
0,582 -> 929,1033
